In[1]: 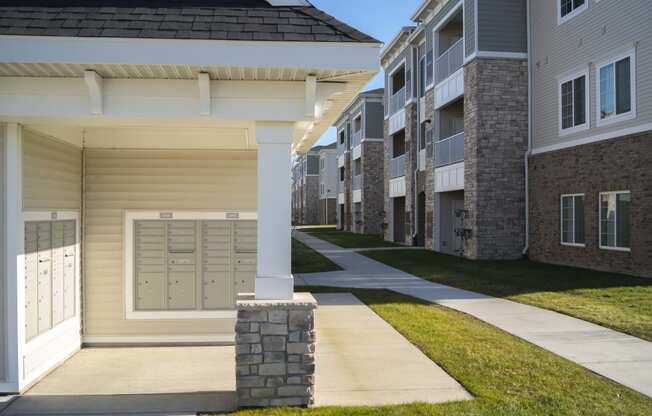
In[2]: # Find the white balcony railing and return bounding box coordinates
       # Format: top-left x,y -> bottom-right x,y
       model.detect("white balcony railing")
435,132 -> 465,168
435,38 -> 464,85
389,154 -> 406,179
351,129 -> 362,148
389,87 -> 406,116
352,175 -> 362,191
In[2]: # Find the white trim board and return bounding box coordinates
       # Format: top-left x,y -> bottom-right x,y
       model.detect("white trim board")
531,122 -> 652,155
123,210 -> 256,321
82,334 -> 235,345
0,35 -> 380,71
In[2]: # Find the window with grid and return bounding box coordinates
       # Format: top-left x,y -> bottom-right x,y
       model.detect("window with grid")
561,195 -> 585,246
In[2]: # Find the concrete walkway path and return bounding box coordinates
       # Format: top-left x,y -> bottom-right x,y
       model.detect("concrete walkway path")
314,293 -> 471,406
294,230 -> 652,399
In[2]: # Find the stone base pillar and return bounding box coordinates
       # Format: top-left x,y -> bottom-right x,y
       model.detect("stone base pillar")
235,293 -> 317,408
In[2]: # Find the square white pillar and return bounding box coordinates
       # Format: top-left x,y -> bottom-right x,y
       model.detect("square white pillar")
255,122 -> 295,300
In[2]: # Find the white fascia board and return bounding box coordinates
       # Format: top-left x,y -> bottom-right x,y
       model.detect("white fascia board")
0,35 -> 381,73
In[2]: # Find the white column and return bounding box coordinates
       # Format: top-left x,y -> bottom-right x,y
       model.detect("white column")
255,122 -> 295,300
1,123 -> 23,393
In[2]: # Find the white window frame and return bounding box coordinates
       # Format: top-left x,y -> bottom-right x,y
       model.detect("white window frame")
353,111 -> 363,133
596,48 -> 637,127
598,191 -> 631,252
558,0 -> 588,25
560,194 -> 585,247
558,67 -> 590,136
124,210 -> 257,320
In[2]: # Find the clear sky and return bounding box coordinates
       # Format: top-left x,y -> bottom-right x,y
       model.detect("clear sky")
309,0 -> 422,147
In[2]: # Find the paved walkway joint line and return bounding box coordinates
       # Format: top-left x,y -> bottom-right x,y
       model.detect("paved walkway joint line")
294,230 -> 652,399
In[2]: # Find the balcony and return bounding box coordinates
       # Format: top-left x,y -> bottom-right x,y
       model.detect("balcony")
352,175 -> 362,191
351,129 -> 362,149
388,87 -> 407,136
435,38 -> 464,85
434,38 -> 465,110
389,154 -> 406,179
435,132 -> 464,168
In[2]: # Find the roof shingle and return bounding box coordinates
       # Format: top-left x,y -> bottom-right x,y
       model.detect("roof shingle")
0,0 -> 379,43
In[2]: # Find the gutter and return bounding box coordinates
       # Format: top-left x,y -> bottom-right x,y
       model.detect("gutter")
523,0 -> 532,256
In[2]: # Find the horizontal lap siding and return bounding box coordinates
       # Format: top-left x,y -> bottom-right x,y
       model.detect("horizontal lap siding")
83,149 -> 256,337
0,125 -> 5,382
22,129 -> 82,210
531,0 -> 652,151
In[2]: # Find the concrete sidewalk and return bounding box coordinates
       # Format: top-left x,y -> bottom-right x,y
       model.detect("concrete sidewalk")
294,230 -> 652,399
314,293 -> 471,406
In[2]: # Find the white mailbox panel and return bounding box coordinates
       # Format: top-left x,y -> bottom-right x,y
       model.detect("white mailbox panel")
63,220 -> 76,319
24,223 -> 39,341
201,221 -> 232,309
36,223 -> 52,334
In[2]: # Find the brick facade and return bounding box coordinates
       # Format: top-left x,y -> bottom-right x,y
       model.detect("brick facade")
361,140 -> 385,235
318,198 -> 337,225
529,132 -> 652,277
301,176 -> 319,225
464,58 -> 529,260
343,154 -> 352,230
424,88 -> 436,250
403,102 -> 418,244
383,120 -> 391,240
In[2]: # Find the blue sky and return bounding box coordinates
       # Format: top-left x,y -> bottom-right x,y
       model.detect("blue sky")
309,0 -> 422,146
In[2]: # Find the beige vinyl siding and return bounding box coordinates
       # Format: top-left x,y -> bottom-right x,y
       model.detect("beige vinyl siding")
0,125 -> 6,381
530,0 -> 652,151
22,129 -> 82,210
83,149 -> 256,337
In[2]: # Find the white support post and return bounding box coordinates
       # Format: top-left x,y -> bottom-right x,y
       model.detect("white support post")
84,70 -> 103,115
255,122 -> 295,300
2,123 -> 23,393
304,75 -> 317,119
198,72 -> 211,116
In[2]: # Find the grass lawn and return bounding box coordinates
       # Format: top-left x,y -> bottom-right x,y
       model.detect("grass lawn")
292,238 -> 342,274
227,288 -> 652,416
361,250 -> 652,342
301,227 -> 400,249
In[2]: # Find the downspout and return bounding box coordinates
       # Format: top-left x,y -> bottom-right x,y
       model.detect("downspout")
523,0 -> 532,256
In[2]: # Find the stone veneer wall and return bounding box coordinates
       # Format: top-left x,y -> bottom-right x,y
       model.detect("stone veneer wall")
236,294 -> 317,408
301,176 -> 319,225
361,140 -> 385,235
464,58 -> 528,260
383,120 -> 391,241
529,132 -> 652,277
424,88 -> 436,250
404,102 -> 418,245
343,153 -> 352,231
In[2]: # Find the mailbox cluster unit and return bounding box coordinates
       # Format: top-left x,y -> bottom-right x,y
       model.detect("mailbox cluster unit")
134,219 -> 256,312
24,220 -> 76,342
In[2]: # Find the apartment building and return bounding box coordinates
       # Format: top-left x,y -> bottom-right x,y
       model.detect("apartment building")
291,143 -> 337,225
334,89 -> 385,234
528,0 -> 652,277
382,0 -> 528,257
318,145 -> 338,224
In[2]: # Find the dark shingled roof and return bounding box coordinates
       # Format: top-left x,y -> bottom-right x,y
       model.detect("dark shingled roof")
0,0 -> 379,43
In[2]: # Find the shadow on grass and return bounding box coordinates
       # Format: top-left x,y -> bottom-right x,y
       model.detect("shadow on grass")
362,249 -> 652,297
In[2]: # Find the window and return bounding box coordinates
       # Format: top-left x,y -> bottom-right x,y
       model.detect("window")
354,158 -> 362,176
353,115 -> 362,132
558,0 -> 587,24
419,55 -> 426,97
339,130 -> 345,145
561,194 -> 585,246
320,158 -> 324,170
339,166 -> 345,182
559,71 -> 588,134
597,51 -> 635,126
426,49 -> 434,87
600,191 -> 631,251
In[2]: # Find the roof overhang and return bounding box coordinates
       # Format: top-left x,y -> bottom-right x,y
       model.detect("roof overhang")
411,0 -> 444,23
0,35 -> 382,154
380,27 -> 415,68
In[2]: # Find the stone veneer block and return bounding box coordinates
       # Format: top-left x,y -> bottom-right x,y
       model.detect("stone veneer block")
236,293 -> 317,408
